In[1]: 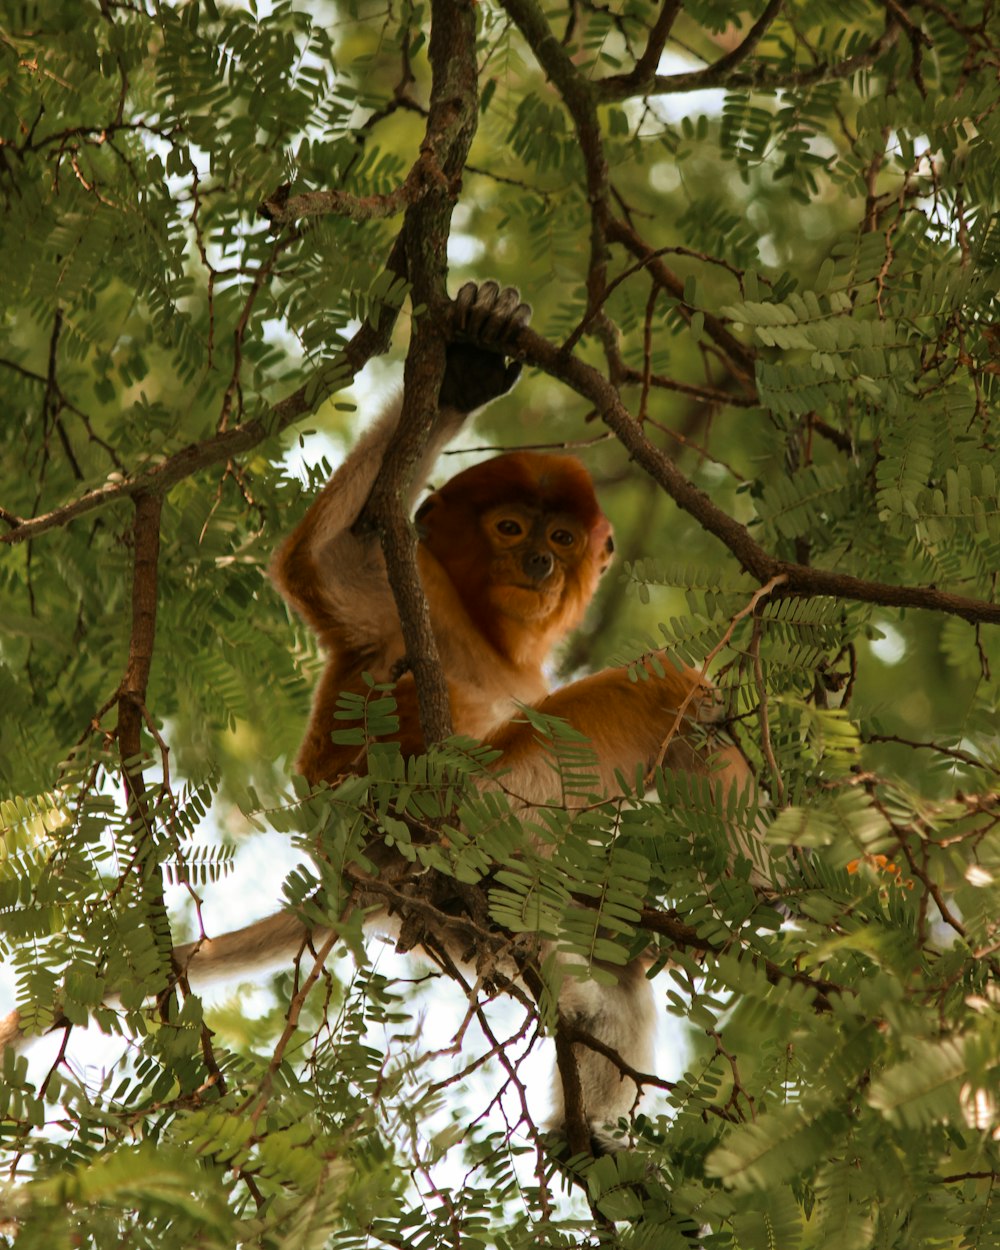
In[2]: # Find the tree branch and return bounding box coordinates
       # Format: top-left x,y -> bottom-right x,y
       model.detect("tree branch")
638,907 -> 839,1012
0,244 -> 408,546
500,0 -> 610,324
598,0 -> 683,100
117,492 -> 162,799
116,491 -> 172,965
509,321 -> 1000,627
258,144 -> 447,226
607,215 -> 757,382
697,0 -> 784,80
357,0 -> 481,749
596,10 -> 901,100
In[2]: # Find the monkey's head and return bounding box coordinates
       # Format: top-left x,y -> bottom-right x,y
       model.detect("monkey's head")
415,452 -> 613,664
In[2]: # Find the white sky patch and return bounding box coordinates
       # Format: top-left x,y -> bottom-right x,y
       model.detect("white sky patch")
650,159 -> 682,194
869,621 -> 908,665
281,341 -> 402,481
651,51 -> 727,123
448,231 -> 487,267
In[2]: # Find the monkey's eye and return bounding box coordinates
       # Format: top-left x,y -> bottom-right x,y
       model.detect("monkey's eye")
496,519 -> 523,536
550,529 -> 575,546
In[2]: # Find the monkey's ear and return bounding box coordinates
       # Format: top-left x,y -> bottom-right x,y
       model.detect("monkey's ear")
414,494 -> 437,539
591,520 -> 615,574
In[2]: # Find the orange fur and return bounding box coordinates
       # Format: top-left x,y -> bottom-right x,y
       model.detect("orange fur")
269,425 -> 755,1144
273,443 -> 746,807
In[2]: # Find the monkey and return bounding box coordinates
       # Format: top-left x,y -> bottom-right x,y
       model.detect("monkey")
270,282 -> 749,799
213,280 -> 759,1145
0,281 -> 760,1152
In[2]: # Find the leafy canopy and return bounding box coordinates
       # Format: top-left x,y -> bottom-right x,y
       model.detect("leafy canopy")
1,0 -> 1000,1247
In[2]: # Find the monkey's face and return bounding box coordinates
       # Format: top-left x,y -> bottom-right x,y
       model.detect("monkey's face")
480,504 -> 595,623
416,452 -> 614,657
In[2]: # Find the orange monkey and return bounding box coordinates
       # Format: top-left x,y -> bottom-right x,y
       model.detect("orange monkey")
261,281 -> 757,1143
271,282 -> 744,805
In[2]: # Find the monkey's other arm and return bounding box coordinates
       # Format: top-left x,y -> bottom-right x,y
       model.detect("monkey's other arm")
494,656 -> 750,798
493,655 -> 771,889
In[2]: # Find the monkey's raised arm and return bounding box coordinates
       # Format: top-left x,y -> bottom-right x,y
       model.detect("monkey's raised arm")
271,281 -> 530,650
271,281 -> 532,782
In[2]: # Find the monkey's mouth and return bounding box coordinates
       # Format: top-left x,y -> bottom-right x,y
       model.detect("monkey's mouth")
491,581 -> 562,622
497,580 -> 563,602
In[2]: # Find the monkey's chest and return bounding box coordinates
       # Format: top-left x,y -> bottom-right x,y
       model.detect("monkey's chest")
448,672 -> 547,742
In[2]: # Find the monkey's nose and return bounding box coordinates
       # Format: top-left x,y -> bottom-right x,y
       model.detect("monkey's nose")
522,550 -> 555,583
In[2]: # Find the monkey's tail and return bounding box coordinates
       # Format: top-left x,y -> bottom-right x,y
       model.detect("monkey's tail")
0,1009 -> 27,1055
174,910 -> 326,985
0,910 -> 327,1057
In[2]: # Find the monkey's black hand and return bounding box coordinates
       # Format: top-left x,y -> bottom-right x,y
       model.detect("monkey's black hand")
439,281 -> 532,413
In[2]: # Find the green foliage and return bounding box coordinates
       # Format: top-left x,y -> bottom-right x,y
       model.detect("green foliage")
2,0 -> 1000,1246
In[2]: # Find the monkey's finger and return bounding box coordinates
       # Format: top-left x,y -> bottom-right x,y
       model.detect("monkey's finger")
454,281 -> 481,327
462,279 -> 502,337
453,281 -> 530,346
480,286 -> 532,345
506,297 -> 533,336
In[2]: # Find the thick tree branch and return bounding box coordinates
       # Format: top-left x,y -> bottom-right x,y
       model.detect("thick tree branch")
117,492 -> 162,800
552,1020 -> 593,1156
357,0 -> 481,749
515,962 -> 593,1156
500,0 -> 610,324
116,491 -> 172,966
